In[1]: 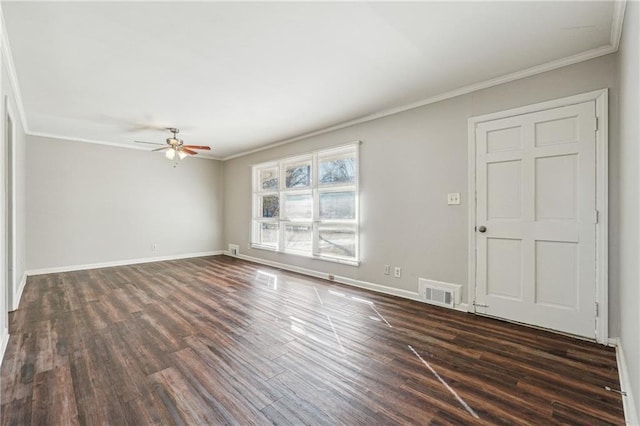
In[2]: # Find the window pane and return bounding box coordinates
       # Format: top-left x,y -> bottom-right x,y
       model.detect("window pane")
260,168 -> 278,190
285,193 -> 312,219
318,225 -> 356,258
260,222 -> 279,246
261,195 -> 279,218
319,191 -> 355,220
319,156 -> 356,185
285,224 -> 312,253
285,163 -> 311,188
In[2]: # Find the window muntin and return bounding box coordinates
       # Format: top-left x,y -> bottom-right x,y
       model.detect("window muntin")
251,144 -> 359,264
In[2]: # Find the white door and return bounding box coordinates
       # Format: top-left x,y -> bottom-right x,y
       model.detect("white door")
474,101 -> 597,338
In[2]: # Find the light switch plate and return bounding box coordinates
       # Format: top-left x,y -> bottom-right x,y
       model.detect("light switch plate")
447,193 -> 461,205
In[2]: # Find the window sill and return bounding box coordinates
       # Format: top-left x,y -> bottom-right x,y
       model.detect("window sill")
249,243 -> 360,267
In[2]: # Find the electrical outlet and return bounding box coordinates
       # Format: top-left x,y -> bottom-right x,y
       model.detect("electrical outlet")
152,243 -> 158,252
384,265 -> 390,275
394,267 -> 401,278
447,192 -> 461,205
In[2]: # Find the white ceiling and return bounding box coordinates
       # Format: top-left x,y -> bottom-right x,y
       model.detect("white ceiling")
2,1 -> 619,159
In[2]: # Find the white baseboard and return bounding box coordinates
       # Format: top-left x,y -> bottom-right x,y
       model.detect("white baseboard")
455,303 -> 470,313
26,250 -> 224,276
0,326 -> 9,364
225,251 -> 470,312
609,337 -> 639,425
12,273 -> 27,311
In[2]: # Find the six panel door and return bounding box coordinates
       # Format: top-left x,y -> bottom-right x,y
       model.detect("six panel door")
474,101 -> 597,339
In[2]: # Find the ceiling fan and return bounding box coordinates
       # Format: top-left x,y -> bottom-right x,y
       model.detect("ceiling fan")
135,128 -> 211,161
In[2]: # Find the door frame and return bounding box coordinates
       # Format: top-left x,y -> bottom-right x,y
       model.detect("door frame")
4,95 -> 16,311
467,89 -> 609,344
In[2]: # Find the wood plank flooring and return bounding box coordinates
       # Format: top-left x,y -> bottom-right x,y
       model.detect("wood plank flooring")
1,255 -> 625,425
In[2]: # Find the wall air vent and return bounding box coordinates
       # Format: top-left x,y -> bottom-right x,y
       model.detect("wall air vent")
418,278 -> 461,309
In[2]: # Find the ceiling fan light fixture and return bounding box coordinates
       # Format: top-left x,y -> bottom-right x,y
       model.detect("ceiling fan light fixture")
135,127 -> 210,163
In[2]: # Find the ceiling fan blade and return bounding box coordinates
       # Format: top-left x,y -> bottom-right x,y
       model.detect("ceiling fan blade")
152,146 -> 171,152
135,140 -> 164,146
182,145 -> 211,150
181,148 -> 198,155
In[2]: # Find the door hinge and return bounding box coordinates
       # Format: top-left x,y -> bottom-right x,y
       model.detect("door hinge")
594,209 -> 599,224
594,117 -> 599,131
595,302 -> 599,317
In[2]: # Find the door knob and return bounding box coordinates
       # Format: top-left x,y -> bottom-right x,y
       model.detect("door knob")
478,226 -> 487,233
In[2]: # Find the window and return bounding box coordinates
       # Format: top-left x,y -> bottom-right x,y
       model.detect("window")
252,143 -> 359,264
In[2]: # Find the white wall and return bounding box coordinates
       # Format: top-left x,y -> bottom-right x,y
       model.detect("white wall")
26,135 -> 224,270
223,54 -> 618,323
617,0 -> 639,420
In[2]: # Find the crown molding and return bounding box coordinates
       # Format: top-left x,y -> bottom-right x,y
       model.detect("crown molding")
0,1 -> 626,163
27,131 -> 223,161
611,0 -> 627,50
221,42 -> 618,161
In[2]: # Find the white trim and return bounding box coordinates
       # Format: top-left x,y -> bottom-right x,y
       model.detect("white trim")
0,326 -> 8,364
467,89 -> 609,343
5,96 -> 17,312
27,132 -> 223,161
248,140 -> 361,167
469,89 -> 609,123
226,251 -> 469,313
611,1 -> 628,50
13,272 -> 25,312
0,2 -> 623,163
220,45 -> 618,162
251,143 -> 360,264
595,89 -> 609,344
25,250 -> 224,276
609,337 -> 639,425
250,244 -> 360,266
467,112 -> 477,312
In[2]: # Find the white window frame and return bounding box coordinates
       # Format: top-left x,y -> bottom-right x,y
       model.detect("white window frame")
251,142 -> 360,266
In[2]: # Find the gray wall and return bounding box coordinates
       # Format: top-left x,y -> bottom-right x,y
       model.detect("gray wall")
26,136 -> 224,270
617,0 -> 639,418
223,54 -> 619,331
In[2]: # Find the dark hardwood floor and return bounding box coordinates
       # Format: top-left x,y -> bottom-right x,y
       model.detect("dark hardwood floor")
1,255 -> 624,425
